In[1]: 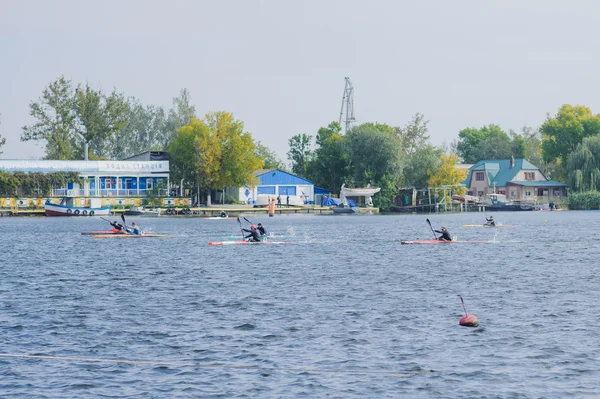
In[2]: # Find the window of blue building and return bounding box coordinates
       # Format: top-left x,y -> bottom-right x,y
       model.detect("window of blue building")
278,186 -> 296,196
257,186 -> 276,195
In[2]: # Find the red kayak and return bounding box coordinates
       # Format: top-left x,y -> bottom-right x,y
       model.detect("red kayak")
81,229 -> 125,235
401,239 -> 487,245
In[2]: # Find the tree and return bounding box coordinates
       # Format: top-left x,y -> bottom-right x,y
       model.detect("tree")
541,104 -> 600,165
21,76 -> 76,159
114,100 -> 168,160
403,144 -> 443,189
168,123 -> 200,197
395,113 -> 431,154
308,121 -> 349,194
255,141 -> 286,170
567,136 -> 600,192
0,114 -> 6,155
455,124 -> 515,163
287,133 -> 313,177
345,123 -> 405,210
71,84 -> 129,160
170,112 -> 262,206
427,153 -> 468,199
0,170 -> 19,196
345,123 -> 404,185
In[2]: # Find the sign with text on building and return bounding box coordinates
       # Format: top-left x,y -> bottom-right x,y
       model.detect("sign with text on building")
0,160 -> 169,173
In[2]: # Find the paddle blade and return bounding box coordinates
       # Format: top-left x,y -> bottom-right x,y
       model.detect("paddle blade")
243,217 -> 252,224
121,214 -> 126,225
426,218 -> 431,227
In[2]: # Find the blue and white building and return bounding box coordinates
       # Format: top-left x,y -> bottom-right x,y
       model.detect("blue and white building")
0,151 -> 170,197
229,169 -> 321,205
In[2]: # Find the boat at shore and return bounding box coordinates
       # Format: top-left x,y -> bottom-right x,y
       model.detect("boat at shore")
328,184 -> 381,214
123,207 -> 161,217
45,198 -> 111,216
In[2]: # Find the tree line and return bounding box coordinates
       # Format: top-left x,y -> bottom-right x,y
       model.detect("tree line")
10,76 -> 600,208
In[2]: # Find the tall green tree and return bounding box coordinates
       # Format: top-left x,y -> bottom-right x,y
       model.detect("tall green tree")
170,112 -> 262,206
403,144 -> 443,189
21,76 -> 76,159
395,113 -> 430,154
455,124 -> 523,163
345,123 -> 405,210
114,100 -> 168,160
308,121 -> 349,194
541,104 -> 600,164
287,133 -> 313,177
567,136 -> 600,192
72,84 -> 129,160
255,141 -> 286,170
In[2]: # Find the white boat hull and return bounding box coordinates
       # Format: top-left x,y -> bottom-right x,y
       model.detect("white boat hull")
44,202 -> 111,216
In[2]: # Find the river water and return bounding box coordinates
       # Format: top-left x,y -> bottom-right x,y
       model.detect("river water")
0,211 -> 598,398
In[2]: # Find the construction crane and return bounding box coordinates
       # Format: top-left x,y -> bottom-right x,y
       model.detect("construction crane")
339,77 -> 356,133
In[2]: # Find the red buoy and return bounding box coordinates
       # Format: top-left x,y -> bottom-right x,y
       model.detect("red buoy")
458,296 -> 479,327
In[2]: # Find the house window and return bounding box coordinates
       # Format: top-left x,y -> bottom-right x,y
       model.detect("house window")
476,172 -> 485,181
510,191 -> 516,198
477,191 -> 484,197
146,179 -> 153,190
105,178 -> 113,189
467,191 -> 473,196
525,172 -> 535,181
525,191 -> 531,197
498,190 -> 505,195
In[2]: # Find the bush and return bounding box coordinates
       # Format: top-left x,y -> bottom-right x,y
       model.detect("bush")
567,191 -> 600,210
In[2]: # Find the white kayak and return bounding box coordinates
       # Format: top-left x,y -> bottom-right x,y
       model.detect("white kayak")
463,223 -> 512,228
209,240 -> 296,246
92,233 -> 173,239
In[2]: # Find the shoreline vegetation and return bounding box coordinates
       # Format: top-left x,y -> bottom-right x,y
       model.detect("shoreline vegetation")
3,78 -> 600,210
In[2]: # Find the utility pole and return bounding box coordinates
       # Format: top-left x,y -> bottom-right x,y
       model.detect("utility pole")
339,77 -> 356,133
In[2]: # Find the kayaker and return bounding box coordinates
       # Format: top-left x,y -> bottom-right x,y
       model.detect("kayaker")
435,226 -> 452,241
109,220 -> 124,232
127,222 -> 142,235
257,223 -> 268,239
220,211 -> 227,218
485,216 -> 495,226
242,225 -> 261,242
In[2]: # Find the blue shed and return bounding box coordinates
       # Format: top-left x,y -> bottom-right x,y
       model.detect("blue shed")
229,169 -> 317,205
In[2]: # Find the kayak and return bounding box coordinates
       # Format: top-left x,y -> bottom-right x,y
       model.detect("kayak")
401,239 -> 487,245
463,223 -> 512,228
92,234 -> 173,239
204,216 -> 230,220
220,234 -> 288,240
209,240 -> 296,246
81,230 -> 125,235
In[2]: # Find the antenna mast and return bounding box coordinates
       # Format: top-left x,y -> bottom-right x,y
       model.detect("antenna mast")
339,77 -> 355,133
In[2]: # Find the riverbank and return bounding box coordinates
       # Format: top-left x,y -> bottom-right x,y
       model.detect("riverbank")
0,204 -> 380,217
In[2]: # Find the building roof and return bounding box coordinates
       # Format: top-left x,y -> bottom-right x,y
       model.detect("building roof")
254,169 -> 314,186
464,158 -> 542,187
507,180 -> 568,187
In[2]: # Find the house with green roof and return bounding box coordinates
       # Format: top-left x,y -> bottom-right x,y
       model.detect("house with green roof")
463,156 -> 567,202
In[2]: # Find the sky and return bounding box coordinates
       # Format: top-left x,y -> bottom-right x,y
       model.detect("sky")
1,0 -> 600,162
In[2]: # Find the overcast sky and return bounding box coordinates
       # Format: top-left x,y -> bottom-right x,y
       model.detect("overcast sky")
1,0 -> 599,162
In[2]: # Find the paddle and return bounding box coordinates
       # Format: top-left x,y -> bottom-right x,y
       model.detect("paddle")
459,295 -> 468,317
237,217 -> 245,240
121,214 -> 132,234
243,216 -> 253,225
426,218 -> 437,239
